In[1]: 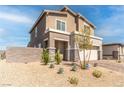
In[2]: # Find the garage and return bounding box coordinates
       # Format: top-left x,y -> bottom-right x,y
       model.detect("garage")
79,49 -> 98,61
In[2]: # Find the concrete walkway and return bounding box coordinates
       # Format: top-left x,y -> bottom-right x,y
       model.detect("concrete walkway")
91,60 -> 124,74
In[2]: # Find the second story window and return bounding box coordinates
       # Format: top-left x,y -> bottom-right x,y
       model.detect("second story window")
35,27 -> 38,38
84,25 -> 91,34
56,20 -> 65,31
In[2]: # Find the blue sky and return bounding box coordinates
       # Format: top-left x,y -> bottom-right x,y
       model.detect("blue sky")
0,5 -> 124,50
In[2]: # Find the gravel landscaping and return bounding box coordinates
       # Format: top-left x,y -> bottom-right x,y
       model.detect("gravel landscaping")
91,60 -> 124,74
0,60 -> 124,87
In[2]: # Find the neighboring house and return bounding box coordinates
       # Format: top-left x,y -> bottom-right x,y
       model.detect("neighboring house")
103,43 -> 124,60
28,6 -> 102,61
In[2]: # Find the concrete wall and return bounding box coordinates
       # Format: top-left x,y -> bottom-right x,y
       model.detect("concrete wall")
6,47 -> 42,63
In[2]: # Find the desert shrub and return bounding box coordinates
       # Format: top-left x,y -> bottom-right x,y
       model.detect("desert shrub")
117,60 -> 121,63
81,64 -> 86,69
68,76 -> 79,85
57,67 -> 64,74
41,49 -> 50,65
55,50 -> 63,65
81,63 -> 89,69
92,70 -> 102,78
0,52 -> 6,60
93,63 -> 98,67
71,62 -> 75,66
71,64 -> 77,71
49,63 -> 54,68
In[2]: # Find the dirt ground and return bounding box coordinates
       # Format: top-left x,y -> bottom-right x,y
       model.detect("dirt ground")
91,60 -> 124,74
0,60 -> 124,87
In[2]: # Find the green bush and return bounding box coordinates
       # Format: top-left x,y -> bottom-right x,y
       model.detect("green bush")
49,64 -> 55,68
68,76 -> 79,85
55,50 -> 63,65
57,68 -> 64,74
92,70 -> 102,78
81,64 -> 86,69
71,64 -> 77,71
81,63 -> 90,69
41,49 -> 50,65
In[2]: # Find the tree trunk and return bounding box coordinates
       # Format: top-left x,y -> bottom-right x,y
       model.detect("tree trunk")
76,43 -> 82,68
87,49 -> 91,64
83,49 -> 86,68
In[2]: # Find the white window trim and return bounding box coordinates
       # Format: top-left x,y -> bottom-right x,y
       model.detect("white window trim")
73,31 -> 102,40
43,38 -> 48,41
54,38 -> 69,42
47,28 -> 70,35
55,19 -> 67,32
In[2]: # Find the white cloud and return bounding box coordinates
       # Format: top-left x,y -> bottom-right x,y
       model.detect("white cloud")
97,6 -> 124,38
0,12 -> 33,24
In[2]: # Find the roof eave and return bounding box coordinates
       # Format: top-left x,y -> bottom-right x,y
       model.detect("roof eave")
29,10 -> 67,33
61,6 -> 96,29
29,10 -> 46,33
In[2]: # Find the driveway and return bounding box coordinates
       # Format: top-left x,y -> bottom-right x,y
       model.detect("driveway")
91,60 -> 124,74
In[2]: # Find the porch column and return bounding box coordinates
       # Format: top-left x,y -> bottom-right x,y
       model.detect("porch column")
70,32 -> 79,62
48,47 -> 56,62
66,42 -> 70,61
48,33 -> 56,62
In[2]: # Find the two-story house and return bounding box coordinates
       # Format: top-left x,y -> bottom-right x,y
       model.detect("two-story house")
28,6 -> 103,62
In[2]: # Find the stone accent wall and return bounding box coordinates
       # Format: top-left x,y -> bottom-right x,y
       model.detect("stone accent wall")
6,47 -> 42,63
47,47 -> 56,62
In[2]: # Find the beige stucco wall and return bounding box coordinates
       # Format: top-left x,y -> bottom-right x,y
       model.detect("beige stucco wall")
118,46 -> 124,55
48,31 -> 70,48
118,46 -> 124,60
46,12 -> 77,33
78,18 -> 94,35
46,12 -> 95,35
46,13 -> 67,31
103,45 -> 124,60
92,38 -> 102,46
66,12 -> 76,32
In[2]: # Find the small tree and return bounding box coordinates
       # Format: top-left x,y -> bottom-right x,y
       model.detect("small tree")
41,49 -> 50,65
55,50 -> 63,65
75,26 -> 93,69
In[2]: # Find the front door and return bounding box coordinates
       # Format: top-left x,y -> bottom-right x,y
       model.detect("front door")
55,40 -> 68,60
